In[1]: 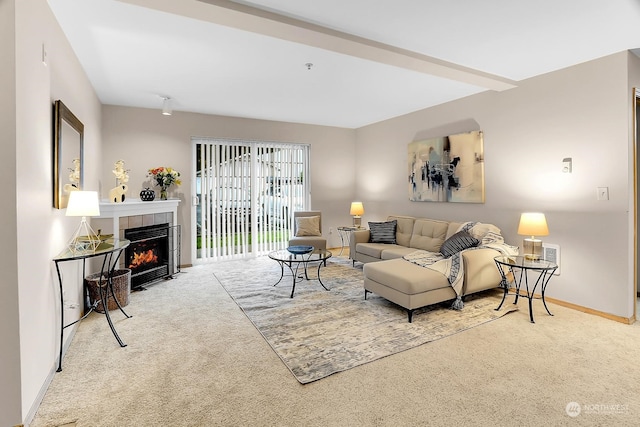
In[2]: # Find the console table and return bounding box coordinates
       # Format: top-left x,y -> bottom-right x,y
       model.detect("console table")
53,239 -> 131,371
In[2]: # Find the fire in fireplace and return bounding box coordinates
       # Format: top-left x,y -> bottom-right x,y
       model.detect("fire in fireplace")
124,223 -> 176,289
129,247 -> 158,269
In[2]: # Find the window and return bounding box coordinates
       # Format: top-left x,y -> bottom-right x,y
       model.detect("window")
193,138 -> 310,261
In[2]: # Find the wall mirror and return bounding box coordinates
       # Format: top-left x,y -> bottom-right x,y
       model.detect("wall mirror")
53,100 -> 84,209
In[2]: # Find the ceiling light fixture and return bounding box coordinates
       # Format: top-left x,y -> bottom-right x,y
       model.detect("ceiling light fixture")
161,96 -> 172,115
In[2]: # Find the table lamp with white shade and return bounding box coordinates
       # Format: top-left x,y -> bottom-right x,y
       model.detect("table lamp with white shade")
517,212 -> 549,260
350,202 -> 364,228
66,190 -> 101,254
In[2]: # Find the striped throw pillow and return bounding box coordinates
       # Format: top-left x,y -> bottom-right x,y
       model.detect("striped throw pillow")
440,230 -> 479,258
368,220 -> 397,244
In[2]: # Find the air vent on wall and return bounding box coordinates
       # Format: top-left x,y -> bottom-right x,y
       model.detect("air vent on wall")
542,243 -> 561,275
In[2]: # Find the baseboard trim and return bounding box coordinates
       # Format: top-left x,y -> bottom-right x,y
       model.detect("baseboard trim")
507,289 -> 635,324
543,295 -> 635,324
25,323 -> 79,426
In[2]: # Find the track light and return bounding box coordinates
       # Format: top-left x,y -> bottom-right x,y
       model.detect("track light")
161,97 -> 172,116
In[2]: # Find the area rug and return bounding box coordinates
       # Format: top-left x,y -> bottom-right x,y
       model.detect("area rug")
213,256 -> 517,384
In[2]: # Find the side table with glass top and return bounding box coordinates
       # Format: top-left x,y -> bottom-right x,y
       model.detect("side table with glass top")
53,238 -> 131,371
494,255 -> 558,323
337,226 -> 365,256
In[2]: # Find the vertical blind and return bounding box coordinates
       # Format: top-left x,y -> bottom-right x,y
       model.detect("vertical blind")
194,138 -> 310,261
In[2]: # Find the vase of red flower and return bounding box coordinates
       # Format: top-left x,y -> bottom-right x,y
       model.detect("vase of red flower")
147,167 -> 181,200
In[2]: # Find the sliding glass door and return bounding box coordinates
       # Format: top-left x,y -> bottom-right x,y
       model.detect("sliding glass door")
193,138 -> 310,261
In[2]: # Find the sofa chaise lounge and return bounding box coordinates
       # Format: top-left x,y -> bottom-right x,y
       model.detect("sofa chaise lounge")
350,215 -> 516,322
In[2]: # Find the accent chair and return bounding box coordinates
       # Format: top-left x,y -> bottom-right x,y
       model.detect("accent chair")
288,211 -> 327,250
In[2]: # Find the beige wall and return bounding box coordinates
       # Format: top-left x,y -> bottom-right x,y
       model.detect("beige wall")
100,106 -> 357,264
356,52 -> 634,319
101,52 -> 638,319
0,1 -> 21,425
4,0 -> 103,424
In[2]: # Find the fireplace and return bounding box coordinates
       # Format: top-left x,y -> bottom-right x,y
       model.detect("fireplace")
124,223 -> 178,289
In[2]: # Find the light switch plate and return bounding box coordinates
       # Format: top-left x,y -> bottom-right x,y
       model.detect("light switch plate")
597,187 -> 609,200
42,43 -> 48,66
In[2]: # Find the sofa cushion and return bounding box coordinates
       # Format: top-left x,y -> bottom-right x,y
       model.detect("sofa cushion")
288,235 -> 327,250
369,220 -> 397,244
387,215 -> 415,247
440,230 -> 479,258
380,246 -> 419,260
356,243 -> 404,259
363,258 -> 450,295
295,216 -> 321,236
409,219 -> 449,252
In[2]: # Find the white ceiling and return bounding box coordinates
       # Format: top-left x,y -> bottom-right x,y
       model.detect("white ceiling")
48,0 -> 640,129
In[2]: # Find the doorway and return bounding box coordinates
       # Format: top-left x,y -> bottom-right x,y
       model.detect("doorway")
192,138 -> 310,262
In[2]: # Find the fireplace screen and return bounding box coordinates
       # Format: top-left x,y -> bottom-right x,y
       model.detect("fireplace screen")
124,223 -> 178,289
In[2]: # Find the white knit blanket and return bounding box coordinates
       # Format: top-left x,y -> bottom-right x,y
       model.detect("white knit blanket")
403,222 -> 519,308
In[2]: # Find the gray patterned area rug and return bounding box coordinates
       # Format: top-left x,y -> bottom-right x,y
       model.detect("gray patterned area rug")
213,256 -> 517,384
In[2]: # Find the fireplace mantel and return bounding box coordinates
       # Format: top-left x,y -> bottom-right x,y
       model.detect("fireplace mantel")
98,198 -> 180,218
96,198 -> 180,235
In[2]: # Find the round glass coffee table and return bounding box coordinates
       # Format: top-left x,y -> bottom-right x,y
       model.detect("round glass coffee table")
268,249 -> 333,298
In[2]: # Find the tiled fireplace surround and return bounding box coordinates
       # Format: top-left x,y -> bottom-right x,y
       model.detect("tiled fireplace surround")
93,199 -> 180,238
91,198 -> 181,278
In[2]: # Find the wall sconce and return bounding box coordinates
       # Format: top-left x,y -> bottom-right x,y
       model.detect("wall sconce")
66,190 -> 101,254
350,202 -> 364,228
517,212 -> 549,260
161,97 -> 172,116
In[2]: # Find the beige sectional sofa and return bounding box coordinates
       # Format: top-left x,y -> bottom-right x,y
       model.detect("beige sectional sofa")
350,215 -> 508,322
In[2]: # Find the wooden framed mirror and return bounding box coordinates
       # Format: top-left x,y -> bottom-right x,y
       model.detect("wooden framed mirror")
53,100 -> 84,209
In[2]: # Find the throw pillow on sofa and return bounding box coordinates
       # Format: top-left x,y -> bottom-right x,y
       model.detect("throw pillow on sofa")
369,220 -> 397,244
295,216 -> 321,236
440,230 -> 479,258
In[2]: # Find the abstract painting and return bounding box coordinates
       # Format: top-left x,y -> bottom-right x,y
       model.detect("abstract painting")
408,130 -> 484,203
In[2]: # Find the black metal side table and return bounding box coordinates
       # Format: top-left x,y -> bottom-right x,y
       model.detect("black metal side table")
53,238 -> 131,371
494,255 -> 558,323
337,226 -> 364,256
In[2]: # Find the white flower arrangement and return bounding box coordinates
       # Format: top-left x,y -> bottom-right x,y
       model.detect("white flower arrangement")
68,158 -> 80,187
112,160 -> 130,185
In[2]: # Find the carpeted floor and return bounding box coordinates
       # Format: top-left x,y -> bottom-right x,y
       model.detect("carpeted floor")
30,256 -> 640,427
213,256 -> 517,383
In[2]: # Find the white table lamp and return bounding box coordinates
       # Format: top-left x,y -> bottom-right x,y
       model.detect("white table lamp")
350,202 -> 364,228
517,212 -> 549,260
66,190 -> 101,254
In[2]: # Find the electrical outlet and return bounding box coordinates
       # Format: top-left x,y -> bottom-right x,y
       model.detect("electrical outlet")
329,227 -> 333,234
